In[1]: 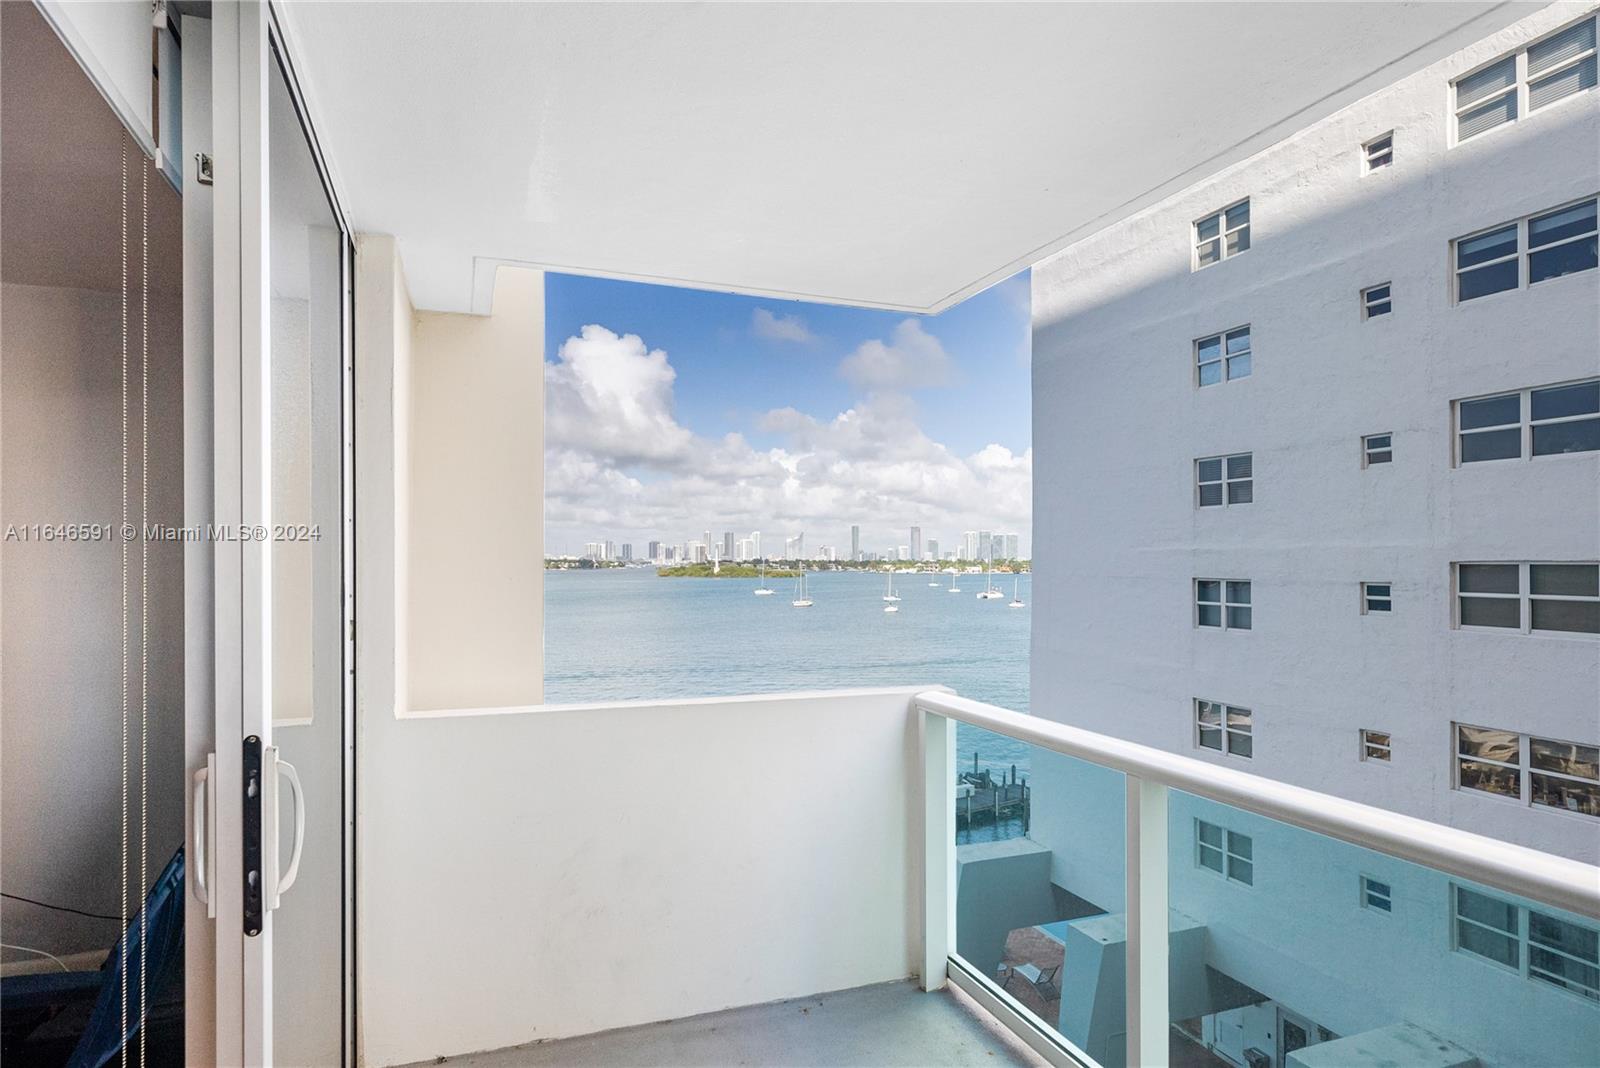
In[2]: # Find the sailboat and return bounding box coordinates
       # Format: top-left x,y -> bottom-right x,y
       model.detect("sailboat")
1008,576 -> 1025,608
882,570 -> 900,603
754,558 -> 774,596
791,567 -> 813,608
947,570 -> 961,593
977,563 -> 1003,600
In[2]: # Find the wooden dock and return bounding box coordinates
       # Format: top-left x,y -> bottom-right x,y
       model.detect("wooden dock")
956,776 -> 1030,833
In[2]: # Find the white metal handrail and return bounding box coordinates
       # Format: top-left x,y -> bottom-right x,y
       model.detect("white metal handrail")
918,689 -> 1600,1068
916,690 -> 1600,919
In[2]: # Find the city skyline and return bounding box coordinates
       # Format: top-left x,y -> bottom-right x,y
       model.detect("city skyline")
560,524 -> 1027,564
544,269 -> 1032,559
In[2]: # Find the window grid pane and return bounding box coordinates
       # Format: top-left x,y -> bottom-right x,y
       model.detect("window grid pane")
1363,283 -> 1393,318
1195,200 -> 1250,268
1362,729 -> 1392,762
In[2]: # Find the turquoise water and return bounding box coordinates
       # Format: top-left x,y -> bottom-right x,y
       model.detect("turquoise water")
544,567 -> 1034,784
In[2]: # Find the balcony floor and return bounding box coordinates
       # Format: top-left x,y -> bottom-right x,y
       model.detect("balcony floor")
408,979 -> 1048,1067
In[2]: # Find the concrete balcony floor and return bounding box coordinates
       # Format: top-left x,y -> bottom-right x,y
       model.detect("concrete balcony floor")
406,980 -> 1048,1067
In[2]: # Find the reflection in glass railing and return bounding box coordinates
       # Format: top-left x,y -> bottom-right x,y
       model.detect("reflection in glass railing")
953,726 -> 1128,1065
1166,792 -> 1600,1068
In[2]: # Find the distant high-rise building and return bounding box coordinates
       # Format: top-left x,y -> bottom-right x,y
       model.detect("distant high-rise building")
751,530 -> 762,560
647,540 -> 661,560
850,525 -> 860,562
897,545 -> 910,561
583,541 -> 603,561
722,531 -> 736,561
620,543 -> 633,562
928,539 -> 939,561
1004,533 -> 1020,560
962,531 -> 979,560
910,526 -> 921,562
978,530 -> 993,561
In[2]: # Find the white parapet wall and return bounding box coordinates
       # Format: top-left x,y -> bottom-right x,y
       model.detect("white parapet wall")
354,688 -> 932,1067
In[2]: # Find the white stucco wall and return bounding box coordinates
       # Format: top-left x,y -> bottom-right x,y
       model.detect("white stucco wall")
354,238 -> 931,1065
407,267 -> 545,711
355,689 -> 926,1067
1031,3 -> 1600,863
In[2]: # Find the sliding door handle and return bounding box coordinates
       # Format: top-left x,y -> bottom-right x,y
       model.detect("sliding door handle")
275,757 -> 306,900
263,748 -> 306,912
191,754 -> 216,918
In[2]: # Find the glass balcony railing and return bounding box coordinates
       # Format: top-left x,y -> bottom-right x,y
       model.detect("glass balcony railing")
918,692 -> 1600,1068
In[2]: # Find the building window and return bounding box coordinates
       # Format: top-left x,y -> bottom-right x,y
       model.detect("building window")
1196,700 -> 1252,758
1362,582 -> 1392,613
1456,380 -> 1600,463
1196,820 -> 1254,886
1362,433 -> 1392,466
1195,326 -> 1251,386
1454,198 -> 1598,302
1362,283 -> 1392,319
1361,875 -> 1393,912
1532,736 -> 1600,816
1456,724 -> 1600,817
1453,17 -> 1598,142
1363,132 -> 1394,172
1456,562 -> 1600,636
1532,379 -> 1600,456
1196,453 -> 1252,507
1197,579 -> 1251,630
1453,885 -> 1600,1002
1457,724 -> 1523,799
1361,729 -> 1392,762
1194,199 -> 1250,269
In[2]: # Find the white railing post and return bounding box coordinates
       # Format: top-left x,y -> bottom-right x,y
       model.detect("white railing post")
922,705 -> 956,991
1126,774 -> 1170,1068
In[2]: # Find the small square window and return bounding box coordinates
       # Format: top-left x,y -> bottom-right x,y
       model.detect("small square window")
1195,578 -> 1254,630
1196,819 -> 1253,886
1196,452 -> 1252,507
1196,700 -> 1252,759
1363,132 -> 1393,172
1362,582 -> 1392,614
1362,283 -> 1392,319
1195,327 -> 1251,386
1361,875 -> 1393,912
1194,199 -> 1250,269
1361,729 -> 1392,762
1363,433 -> 1392,466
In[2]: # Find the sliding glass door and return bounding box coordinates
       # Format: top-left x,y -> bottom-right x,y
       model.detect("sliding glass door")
209,4 -> 353,1063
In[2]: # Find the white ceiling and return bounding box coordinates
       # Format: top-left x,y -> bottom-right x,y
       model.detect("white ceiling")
278,1 -> 1538,314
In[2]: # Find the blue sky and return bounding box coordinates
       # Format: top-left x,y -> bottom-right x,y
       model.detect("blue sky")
542,270 -> 1032,558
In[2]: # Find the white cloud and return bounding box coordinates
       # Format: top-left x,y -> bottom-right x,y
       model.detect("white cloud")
751,307 -> 815,343
544,324 -> 695,467
544,323 -> 1029,556
837,319 -> 953,391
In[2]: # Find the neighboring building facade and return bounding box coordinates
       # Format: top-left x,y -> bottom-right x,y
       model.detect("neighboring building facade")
1012,7 -> 1600,1068
1033,2 -> 1598,862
